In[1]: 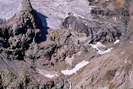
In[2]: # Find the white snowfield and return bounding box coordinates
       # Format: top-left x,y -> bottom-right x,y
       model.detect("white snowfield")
37,69 -> 59,79
90,42 -> 113,55
0,0 -> 22,19
61,60 -> 89,76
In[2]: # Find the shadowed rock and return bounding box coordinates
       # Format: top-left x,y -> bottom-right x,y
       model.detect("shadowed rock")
0,0 -> 46,49
0,0 -> 56,89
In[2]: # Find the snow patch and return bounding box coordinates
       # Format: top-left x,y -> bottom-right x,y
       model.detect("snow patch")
114,40 -> 120,44
90,42 -> 113,55
61,60 -> 89,76
90,42 -> 106,49
37,69 -> 59,79
98,48 -> 113,55
44,74 -> 58,79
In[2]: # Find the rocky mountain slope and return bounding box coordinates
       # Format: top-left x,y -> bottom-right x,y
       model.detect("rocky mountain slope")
31,0 -> 93,29
0,0 -> 133,89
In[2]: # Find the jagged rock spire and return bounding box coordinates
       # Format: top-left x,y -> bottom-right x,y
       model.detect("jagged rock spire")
21,0 -> 33,11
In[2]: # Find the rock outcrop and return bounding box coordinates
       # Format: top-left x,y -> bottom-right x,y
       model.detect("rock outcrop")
0,0 -> 61,89
62,15 -> 122,43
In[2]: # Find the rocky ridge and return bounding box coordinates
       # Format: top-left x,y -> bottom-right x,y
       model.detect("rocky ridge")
0,0 -> 133,89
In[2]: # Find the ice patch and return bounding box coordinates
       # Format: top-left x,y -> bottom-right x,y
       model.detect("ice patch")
61,60 -> 89,76
37,69 -> 59,79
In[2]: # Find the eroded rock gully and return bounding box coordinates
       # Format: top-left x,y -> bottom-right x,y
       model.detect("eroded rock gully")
0,0 -> 133,89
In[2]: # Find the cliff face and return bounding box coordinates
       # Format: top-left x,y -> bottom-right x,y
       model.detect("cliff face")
0,0 -> 51,89
0,0 -> 133,89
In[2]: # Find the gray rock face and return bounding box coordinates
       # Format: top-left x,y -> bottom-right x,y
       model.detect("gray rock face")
0,0 -> 22,19
62,15 -> 122,43
31,0 -> 93,29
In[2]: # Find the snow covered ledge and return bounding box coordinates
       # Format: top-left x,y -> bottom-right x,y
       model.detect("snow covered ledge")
61,60 -> 89,76
37,69 -> 59,79
90,42 -> 113,55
